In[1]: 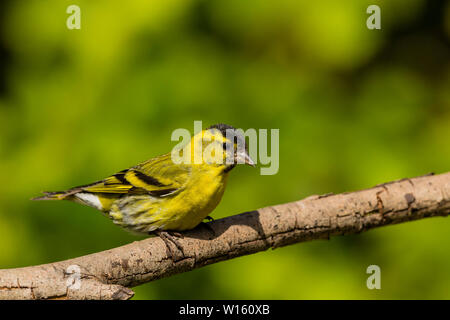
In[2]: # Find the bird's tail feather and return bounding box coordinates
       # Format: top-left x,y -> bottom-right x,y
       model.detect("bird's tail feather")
31,191 -> 74,201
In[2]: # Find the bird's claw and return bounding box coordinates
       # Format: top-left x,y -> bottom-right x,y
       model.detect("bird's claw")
154,230 -> 185,260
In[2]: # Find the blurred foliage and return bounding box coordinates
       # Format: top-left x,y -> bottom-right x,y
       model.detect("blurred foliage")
0,0 -> 449,299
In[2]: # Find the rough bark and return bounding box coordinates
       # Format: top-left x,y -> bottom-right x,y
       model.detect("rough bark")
1,172 -> 449,300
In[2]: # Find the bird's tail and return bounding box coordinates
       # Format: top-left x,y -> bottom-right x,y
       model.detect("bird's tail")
31,190 -> 74,201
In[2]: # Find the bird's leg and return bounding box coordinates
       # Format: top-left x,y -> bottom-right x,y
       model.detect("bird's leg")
154,230 -> 185,259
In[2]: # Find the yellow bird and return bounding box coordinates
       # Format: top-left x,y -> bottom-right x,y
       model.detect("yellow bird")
33,124 -> 255,256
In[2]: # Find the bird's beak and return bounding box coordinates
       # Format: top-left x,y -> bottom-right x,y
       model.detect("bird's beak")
236,149 -> 256,167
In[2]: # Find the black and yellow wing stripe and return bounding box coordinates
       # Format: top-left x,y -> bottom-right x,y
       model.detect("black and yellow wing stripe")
85,153 -> 190,197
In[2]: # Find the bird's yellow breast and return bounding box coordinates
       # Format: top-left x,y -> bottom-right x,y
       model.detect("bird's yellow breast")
161,166 -> 228,230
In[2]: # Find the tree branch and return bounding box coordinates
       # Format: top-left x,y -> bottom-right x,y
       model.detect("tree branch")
1,172 -> 449,300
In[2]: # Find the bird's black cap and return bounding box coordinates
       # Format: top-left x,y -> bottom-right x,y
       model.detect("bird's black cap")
207,123 -> 236,137
207,123 -> 248,151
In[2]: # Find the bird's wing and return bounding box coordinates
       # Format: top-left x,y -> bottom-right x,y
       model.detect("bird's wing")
82,153 -> 190,197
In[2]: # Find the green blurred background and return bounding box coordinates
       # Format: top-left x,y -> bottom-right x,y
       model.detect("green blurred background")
0,0 -> 449,299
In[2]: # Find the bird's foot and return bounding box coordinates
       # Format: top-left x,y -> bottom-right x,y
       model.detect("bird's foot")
154,230 -> 185,260
204,216 -> 214,222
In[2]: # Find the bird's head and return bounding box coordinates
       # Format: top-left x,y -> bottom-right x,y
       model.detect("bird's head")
187,124 -> 255,170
